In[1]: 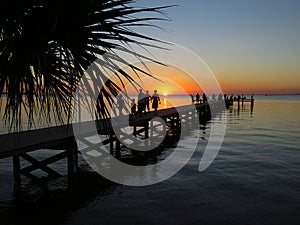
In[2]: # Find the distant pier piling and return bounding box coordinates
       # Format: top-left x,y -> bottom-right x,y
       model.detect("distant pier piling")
226,95 -> 255,113
251,95 -> 254,113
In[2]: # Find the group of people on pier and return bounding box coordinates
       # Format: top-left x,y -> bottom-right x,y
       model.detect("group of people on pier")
191,93 -> 218,104
190,93 -> 254,104
225,94 -> 254,102
131,89 -> 161,114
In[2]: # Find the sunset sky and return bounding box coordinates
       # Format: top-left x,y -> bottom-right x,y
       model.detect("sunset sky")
132,0 -> 300,94
115,62 -> 203,95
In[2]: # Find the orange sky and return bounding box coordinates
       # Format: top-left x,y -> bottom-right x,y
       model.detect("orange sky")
111,62 -> 203,95
210,62 -> 300,94
109,59 -> 300,95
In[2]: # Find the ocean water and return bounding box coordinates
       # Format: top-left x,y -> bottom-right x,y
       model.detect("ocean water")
0,95 -> 299,225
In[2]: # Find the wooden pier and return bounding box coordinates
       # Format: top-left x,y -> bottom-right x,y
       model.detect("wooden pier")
226,96 -> 255,112
0,98 -> 253,183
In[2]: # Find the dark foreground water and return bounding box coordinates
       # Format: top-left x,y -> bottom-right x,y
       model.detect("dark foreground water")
0,95 -> 299,225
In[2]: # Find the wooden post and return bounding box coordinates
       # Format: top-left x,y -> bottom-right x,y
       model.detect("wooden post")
67,142 -> 76,180
150,120 -> 154,138
13,155 -> 21,183
116,139 -> 121,158
74,147 -> 79,170
109,134 -> 114,154
242,94 -> 244,107
145,122 -> 149,139
251,99 -> 254,114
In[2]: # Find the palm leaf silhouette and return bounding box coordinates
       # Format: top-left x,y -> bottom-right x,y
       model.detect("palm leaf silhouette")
0,0 -> 171,131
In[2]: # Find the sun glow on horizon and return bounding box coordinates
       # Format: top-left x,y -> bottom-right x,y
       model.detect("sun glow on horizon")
111,62 -> 203,95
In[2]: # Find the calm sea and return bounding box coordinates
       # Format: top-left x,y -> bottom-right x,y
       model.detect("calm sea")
0,94 -> 299,225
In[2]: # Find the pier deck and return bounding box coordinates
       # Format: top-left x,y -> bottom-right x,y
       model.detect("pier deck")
0,99 -> 252,182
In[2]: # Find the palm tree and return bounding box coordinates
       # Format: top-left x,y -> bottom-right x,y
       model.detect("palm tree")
0,0 -> 170,131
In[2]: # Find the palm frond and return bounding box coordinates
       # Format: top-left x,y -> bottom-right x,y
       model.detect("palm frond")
0,0 -> 171,131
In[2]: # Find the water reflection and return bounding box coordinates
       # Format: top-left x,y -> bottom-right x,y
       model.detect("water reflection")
0,167 -> 117,225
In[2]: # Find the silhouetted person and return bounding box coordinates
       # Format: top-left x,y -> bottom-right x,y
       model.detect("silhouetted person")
195,93 -> 200,103
202,93 -> 208,103
190,94 -> 194,103
137,89 -> 146,114
151,90 -> 160,112
131,98 -> 136,114
144,90 -> 151,112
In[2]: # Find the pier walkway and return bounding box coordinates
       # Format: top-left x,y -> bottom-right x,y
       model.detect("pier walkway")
0,98 -> 252,182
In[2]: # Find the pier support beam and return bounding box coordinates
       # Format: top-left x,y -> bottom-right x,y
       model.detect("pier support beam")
13,155 -> 21,183
242,94 -> 244,107
109,134 -> 114,154
145,122 -> 149,139
67,139 -> 78,181
251,99 -> 254,113
116,139 -> 121,158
